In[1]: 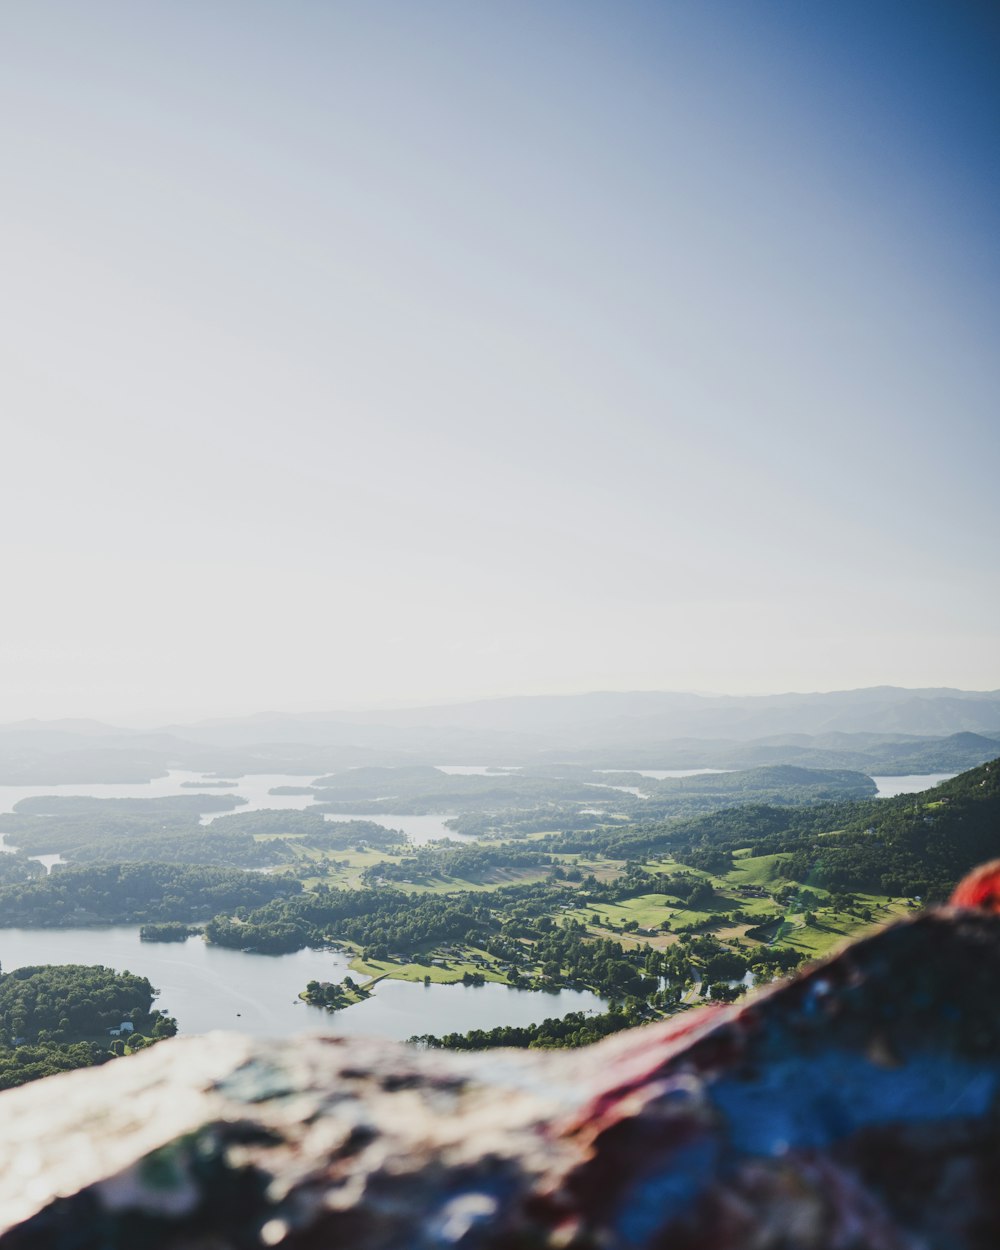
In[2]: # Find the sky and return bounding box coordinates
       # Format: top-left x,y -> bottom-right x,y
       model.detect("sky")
1,1 -> 997,723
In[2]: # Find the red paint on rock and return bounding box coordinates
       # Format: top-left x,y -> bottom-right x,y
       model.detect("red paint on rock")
951,860 -> 1000,913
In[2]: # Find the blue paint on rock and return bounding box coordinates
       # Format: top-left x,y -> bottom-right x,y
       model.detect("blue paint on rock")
616,1139 -> 719,1245
712,1052 -> 998,1156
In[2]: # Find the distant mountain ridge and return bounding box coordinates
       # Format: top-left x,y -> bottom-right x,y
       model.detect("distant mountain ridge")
0,688 -> 996,782
164,686 -> 1000,746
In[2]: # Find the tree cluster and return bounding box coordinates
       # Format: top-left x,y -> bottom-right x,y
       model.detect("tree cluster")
0,962 -> 178,1089
0,863 -> 299,925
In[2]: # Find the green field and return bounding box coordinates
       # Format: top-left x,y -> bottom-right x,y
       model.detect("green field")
264,833 -> 921,986
725,850 -> 795,886
348,945 -> 508,985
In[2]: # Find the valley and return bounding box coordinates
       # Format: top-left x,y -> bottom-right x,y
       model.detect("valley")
0,737 -> 995,1075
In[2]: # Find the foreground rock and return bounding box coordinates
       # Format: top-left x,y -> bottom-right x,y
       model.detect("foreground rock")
2,902 -> 1000,1248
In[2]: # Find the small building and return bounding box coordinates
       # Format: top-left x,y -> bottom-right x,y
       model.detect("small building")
119,1021 -> 135,1034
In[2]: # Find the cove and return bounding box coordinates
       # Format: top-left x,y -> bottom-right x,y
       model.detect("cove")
0,927 -> 606,1043
871,773 -> 957,798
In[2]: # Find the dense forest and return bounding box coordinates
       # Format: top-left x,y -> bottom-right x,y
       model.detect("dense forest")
7,793 -> 244,819
139,922 -> 200,942
532,760 -> 1000,901
0,863 -> 299,925
412,1006 -> 641,1051
0,854 -> 43,885
0,963 -> 177,1089
207,811 -> 403,850
0,795 -> 285,869
778,760 -> 1000,897
205,887 -> 496,956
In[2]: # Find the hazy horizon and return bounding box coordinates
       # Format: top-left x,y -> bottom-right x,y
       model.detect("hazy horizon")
3,2 -> 997,723
2,682 -> 998,735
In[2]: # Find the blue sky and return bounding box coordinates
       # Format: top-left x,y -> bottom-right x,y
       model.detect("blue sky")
1,2 -> 997,720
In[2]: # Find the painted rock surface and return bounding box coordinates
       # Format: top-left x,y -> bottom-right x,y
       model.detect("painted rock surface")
1,886 -> 1000,1248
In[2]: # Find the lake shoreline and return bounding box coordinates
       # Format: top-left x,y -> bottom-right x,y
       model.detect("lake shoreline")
0,926 -> 607,1041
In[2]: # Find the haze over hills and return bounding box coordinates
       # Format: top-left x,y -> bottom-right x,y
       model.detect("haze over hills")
163,687 -> 1000,747
0,688 -> 997,783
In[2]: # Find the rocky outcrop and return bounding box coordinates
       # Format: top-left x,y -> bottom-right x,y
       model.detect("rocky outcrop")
2,901 -> 1000,1248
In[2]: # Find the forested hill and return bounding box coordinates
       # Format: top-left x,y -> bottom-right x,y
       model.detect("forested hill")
919,758 -> 1000,803
0,865 -> 300,927
760,759 -> 1000,898
556,758 -> 1000,902
659,765 -> 877,798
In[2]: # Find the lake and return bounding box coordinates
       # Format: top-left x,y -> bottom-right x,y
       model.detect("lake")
322,813 -> 471,843
0,770 -> 471,847
871,773 -> 957,798
0,770 -> 228,815
0,770 -> 324,822
0,766 -> 966,855
0,927 -> 606,1042
585,782 -> 649,798
602,769 -> 960,796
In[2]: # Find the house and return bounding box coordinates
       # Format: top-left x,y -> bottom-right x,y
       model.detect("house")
108,1028 -> 121,1037
119,1021 -> 135,1034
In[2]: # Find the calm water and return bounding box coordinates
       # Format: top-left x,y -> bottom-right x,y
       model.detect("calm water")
0,770 -> 322,822
0,928 -> 605,1042
0,770 -> 224,815
198,773 -> 327,822
333,979 -> 604,1040
435,765 -> 522,776
31,854 -> 66,875
322,813 -> 471,844
871,773 -> 957,798
585,782 -> 649,798
0,770 -> 466,848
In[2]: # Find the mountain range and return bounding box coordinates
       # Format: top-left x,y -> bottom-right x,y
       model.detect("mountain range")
0,687 -> 997,782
